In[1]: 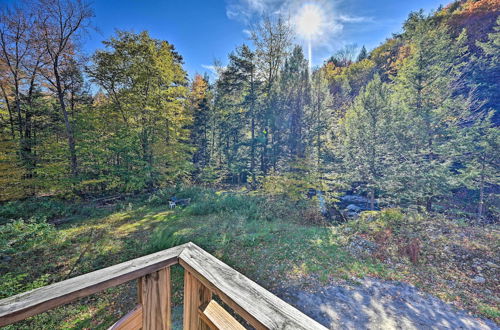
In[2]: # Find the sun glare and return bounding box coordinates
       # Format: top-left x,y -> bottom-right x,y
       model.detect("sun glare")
295,3 -> 324,40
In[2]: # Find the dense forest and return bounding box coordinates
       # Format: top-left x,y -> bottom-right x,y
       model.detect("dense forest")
1,0 -> 499,222
0,0 -> 498,221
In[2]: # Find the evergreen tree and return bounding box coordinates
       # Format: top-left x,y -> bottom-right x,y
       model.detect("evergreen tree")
306,67 -> 332,168
456,112 -> 499,220
341,74 -> 392,210
278,46 -> 309,161
474,16 -> 500,124
357,45 -> 368,62
390,14 -> 469,211
189,74 -> 211,170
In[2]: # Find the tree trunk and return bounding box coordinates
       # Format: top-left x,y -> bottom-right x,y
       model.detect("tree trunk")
54,59 -> 78,177
370,189 -> 375,211
14,84 -> 23,141
250,115 -> 256,184
0,84 -> 15,139
249,86 -> 256,185
478,173 -> 484,221
261,125 -> 268,175
425,197 -> 432,212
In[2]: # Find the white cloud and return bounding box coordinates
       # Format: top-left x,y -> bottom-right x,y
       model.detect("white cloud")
338,14 -> 373,23
245,0 -> 267,12
225,0 -> 283,23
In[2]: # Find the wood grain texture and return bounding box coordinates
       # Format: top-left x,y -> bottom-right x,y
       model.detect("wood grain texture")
179,243 -> 327,330
108,304 -> 143,330
198,300 -> 245,330
0,244 -> 186,326
183,270 -> 212,330
138,267 -> 171,330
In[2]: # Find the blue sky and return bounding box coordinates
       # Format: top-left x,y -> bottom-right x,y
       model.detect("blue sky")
4,0 -> 447,78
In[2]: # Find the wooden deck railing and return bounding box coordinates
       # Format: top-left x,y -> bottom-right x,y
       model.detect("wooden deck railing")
0,242 -> 327,329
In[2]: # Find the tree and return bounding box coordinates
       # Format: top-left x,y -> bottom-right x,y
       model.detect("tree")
456,112 -> 499,220
278,45 -> 309,161
36,0 -> 94,178
390,12 -> 469,211
306,67 -> 332,169
88,31 -> 191,190
341,74 -> 392,210
357,45 -> 368,62
189,74 -> 211,171
0,3 -> 43,179
0,135 -> 26,201
324,56 -> 376,118
208,45 -> 257,184
230,45 -> 259,184
250,15 -> 292,175
327,44 -> 358,67
474,16 -> 500,125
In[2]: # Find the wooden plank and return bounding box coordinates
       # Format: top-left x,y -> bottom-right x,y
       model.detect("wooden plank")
0,244 -> 187,326
138,267 -> 171,330
109,304 -> 143,330
198,300 -> 245,330
179,243 -> 327,330
183,270 -> 212,330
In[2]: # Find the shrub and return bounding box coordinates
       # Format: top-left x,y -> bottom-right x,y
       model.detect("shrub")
352,208 -> 405,233
0,198 -> 78,223
146,194 -> 164,206
0,218 -> 56,254
300,207 -> 327,225
185,198 -> 219,216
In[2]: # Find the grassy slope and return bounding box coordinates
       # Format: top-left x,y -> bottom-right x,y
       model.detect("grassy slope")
0,188 -> 498,328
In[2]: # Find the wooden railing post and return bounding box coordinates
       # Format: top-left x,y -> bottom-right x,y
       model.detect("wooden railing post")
183,270 -> 212,330
138,267 -> 171,330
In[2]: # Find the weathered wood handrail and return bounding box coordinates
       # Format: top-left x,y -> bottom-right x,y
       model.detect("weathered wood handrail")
0,242 -> 327,329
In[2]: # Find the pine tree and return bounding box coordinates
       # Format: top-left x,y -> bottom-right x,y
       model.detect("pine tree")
357,45 -> 368,62
474,16 -> 500,124
189,74 -> 211,170
306,67 -> 332,168
341,74 -> 392,210
455,112 -> 499,220
278,45 -> 309,161
390,13 -> 469,211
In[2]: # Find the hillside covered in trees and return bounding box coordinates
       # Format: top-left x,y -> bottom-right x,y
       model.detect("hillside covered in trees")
0,0 -> 499,328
